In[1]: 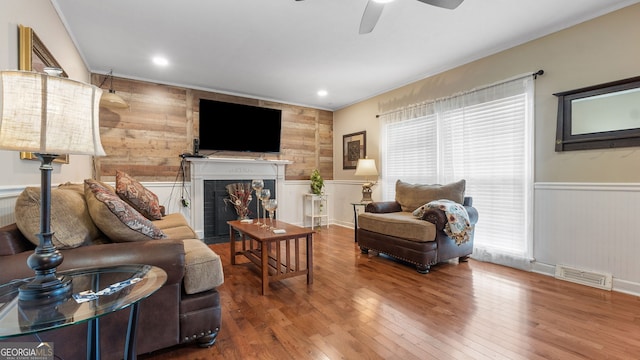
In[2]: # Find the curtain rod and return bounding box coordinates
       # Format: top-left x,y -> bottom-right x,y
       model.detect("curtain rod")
375,70 -> 544,118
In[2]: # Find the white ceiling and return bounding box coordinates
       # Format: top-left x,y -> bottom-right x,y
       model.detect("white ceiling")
52,0 -> 639,111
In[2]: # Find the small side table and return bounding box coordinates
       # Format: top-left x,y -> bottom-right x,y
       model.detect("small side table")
0,264 -> 166,360
304,193 -> 329,229
351,202 -> 369,242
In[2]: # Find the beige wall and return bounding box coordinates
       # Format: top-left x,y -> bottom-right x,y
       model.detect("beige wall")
3,2 -> 640,186
334,3 -> 640,183
0,0 -> 92,186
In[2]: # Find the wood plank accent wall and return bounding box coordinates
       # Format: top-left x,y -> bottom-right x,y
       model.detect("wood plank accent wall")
92,74 -> 333,182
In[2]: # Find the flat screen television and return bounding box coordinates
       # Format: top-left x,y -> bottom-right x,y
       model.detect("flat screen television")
198,99 -> 282,153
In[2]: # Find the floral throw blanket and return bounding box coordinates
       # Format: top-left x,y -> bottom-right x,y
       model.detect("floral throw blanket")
413,199 -> 471,245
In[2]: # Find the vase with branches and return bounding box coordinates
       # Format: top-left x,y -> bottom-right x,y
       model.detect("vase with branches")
224,182 -> 252,219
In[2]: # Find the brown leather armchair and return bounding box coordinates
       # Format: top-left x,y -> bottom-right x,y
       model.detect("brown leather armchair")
357,183 -> 478,274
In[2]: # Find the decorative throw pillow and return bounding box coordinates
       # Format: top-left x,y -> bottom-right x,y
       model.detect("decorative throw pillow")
115,170 -> 162,220
85,179 -> 166,242
15,186 -> 100,249
395,179 -> 465,212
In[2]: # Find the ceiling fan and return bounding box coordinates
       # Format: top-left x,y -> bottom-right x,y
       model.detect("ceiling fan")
359,0 -> 464,34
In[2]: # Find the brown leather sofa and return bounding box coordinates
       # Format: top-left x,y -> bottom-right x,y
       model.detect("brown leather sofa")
357,180 -> 478,273
0,227 -> 222,359
0,180 -> 223,359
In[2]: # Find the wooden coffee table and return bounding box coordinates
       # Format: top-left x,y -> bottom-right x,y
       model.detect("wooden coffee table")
228,219 -> 314,295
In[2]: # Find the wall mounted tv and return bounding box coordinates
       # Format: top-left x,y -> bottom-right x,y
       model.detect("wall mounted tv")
198,99 -> 282,153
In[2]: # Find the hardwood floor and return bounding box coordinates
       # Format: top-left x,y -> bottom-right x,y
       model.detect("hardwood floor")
141,225 -> 640,359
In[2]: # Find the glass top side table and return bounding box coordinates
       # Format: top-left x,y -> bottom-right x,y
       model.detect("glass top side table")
0,264 -> 167,360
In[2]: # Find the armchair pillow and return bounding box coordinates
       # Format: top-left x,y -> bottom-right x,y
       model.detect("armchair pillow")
395,179 -> 465,212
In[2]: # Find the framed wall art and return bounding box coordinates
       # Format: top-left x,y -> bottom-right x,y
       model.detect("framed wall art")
18,24 -> 69,164
343,131 -> 366,169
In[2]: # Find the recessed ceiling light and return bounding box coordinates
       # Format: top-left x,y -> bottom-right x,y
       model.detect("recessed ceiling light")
152,56 -> 169,66
317,90 -> 328,97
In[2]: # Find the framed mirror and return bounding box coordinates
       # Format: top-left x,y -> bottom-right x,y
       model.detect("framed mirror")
18,24 -> 69,164
555,75 -> 640,151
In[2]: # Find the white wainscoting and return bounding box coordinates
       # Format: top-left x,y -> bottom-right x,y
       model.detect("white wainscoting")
0,186 -> 27,226
0,180 -> 368,230
5,180 -> 636,295
0,182 -> 190,227
533,182 -> 640,296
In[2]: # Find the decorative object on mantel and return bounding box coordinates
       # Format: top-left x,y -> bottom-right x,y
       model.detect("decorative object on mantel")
0,70 -> 105,302
310,169 -> 324,195
98,69 -> 129,109
354,158 -> 378,202
343,131 -> 366,169
251,179 -> 264,225
224,183 -> 253,220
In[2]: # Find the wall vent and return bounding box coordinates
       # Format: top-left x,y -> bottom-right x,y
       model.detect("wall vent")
555,265 -> 612,291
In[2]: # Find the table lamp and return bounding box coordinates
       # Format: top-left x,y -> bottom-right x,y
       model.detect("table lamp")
354,158 -> 378,202
0,70 -> 105,302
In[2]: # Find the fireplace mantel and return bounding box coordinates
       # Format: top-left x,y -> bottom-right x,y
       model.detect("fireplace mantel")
187,157 -> 292,238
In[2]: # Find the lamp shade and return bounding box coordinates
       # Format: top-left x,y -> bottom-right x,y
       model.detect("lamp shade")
354,158 -> 378,177
98,70 -> 128,109
0,70 -> 106,156
100,90 -> 129,109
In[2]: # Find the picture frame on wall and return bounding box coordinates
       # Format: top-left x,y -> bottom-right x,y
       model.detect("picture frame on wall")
343,131 -> 366,169
18,24 -> 70,164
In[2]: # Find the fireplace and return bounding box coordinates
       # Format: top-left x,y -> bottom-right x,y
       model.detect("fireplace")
203,179 -> 275,243
187,157 -> 291,240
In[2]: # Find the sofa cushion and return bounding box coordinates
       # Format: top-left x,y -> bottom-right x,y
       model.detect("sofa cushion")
152,213 -> 199,240
395,179 -> 465,212
358,211 -> 437,242
115,170 -> 163,220
161,226 -> 198,240
15,186 -> 100,249
182,239 -> 224,294
153,213 -> 191,230
85,179 -> 166,242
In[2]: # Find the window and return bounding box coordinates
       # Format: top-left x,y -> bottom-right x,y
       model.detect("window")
380,75 -> 534,267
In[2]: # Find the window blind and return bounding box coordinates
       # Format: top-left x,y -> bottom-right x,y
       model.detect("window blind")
380,75 -> 534,264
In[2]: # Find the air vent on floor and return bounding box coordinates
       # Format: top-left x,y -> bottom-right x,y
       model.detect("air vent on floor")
555,265 -> 612,291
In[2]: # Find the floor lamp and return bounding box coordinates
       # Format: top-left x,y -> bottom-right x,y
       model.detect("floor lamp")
0,70 -> 105,302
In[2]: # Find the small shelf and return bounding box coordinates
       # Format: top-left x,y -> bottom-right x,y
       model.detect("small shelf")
303,194 -> 328,229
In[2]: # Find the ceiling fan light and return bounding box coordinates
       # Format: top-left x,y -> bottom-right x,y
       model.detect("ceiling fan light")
100,91 -> 129,109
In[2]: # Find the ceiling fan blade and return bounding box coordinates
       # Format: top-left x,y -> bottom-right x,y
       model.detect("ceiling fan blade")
359,0 -> 385,34
416,0 -> 464,10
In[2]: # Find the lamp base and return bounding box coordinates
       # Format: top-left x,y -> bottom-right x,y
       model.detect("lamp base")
19,275 -> 72,302
19,294 -> 70,331
18,153 -> 71,303
361,184 -> 373,202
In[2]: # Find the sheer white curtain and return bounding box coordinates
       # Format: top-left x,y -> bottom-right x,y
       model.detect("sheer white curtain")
379,75 -> 535,269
